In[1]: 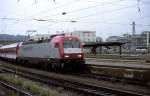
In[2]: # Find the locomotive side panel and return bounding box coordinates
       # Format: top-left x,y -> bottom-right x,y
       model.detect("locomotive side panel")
19,42 -> 60,64
50,42 -> 60,59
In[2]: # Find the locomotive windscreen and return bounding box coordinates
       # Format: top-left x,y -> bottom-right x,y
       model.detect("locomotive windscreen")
64,40 -> 80,48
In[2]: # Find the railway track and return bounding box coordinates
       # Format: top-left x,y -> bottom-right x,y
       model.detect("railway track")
0,63 -> 146,96
0,70 -> 33,96
76,73 -> 144,86
0,78 -> 33,96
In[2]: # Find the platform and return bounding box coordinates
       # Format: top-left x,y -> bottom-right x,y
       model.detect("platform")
85,58 -> 150,70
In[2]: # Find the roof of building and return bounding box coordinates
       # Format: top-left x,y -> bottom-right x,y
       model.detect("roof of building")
83,42 -> 124,47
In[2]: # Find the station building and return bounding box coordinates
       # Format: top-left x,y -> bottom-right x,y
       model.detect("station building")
29,30 -> 96,43
65,30 -> 96,43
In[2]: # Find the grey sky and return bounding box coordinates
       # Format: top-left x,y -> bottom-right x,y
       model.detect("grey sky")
0,0 -> 150,40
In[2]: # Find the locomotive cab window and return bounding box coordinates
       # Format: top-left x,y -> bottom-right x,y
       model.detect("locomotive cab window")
64,40 -> 80,48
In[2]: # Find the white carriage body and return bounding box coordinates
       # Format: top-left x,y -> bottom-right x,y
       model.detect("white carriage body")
0,42 -> 22,59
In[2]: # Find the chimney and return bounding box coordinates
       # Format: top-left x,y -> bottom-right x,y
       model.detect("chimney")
132,21 -> 136,36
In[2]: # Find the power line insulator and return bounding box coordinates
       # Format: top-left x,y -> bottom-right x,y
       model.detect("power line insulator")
62,12 -> 67,15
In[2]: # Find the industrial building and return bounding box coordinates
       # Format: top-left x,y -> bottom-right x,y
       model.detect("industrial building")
106,31 -> 150,53
65,30 -> 96,43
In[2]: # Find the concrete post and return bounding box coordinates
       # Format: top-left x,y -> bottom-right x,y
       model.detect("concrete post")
147,32 -> 149,54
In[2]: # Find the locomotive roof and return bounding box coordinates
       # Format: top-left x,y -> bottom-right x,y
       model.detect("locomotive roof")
23,35 -> 79,45
23,39 -> 51,45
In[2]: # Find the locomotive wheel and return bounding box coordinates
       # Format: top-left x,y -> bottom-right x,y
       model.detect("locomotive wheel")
47,64 -> 52,71
61,63 -> 64,69
16,58 -> 19,64
51,62 -> 56,71
20,59 -> 24,65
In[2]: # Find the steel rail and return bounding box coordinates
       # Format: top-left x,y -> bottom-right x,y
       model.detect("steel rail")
0,80 -> 33,96
75,73 -> 148,86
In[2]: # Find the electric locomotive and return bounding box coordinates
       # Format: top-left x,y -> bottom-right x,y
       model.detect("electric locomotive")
0,35 -> 85,71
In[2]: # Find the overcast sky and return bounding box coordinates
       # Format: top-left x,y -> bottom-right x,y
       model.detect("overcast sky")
0,0 -> 150,40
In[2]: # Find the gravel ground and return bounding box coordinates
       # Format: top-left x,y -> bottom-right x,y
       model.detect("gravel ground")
0,84 -> 6,96
0,72 -> 82,96
0,60 -> 149,96
86,59 -> 150,70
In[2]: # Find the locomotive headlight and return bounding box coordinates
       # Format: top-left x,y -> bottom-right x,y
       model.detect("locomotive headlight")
65,55 -> 69,58
77,54 -> 82,58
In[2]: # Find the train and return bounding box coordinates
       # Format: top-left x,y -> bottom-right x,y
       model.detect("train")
0,35 -> 85,71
